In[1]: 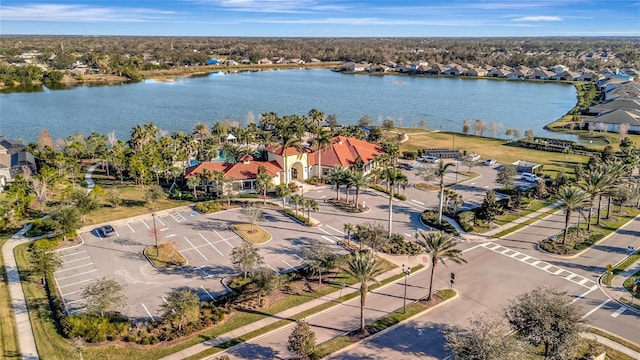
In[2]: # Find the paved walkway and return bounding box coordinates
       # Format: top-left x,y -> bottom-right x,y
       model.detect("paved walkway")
3,225 -> 39,360
84,162 -> 101,195
160,254 -> 425,360
603,258 -> 640,312
582,332 -> 640,359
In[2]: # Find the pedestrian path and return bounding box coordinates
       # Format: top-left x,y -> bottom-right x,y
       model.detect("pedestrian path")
3,225 -> 40,360
84,162 -> 101,195
464,202 -> 561,240
603,258 -> 640,313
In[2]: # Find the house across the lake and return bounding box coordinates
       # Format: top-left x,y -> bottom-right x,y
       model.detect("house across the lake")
184,136 -> 383,193
0,136 -> 37,185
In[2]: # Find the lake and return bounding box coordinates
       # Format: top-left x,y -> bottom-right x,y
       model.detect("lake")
0,69 -> 578,143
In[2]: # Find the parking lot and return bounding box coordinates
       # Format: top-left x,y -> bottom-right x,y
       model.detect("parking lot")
53,207 -> 345,321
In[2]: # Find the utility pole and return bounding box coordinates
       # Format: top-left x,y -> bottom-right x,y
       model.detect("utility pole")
402,264 -> 411,313
152,213 -> 159,256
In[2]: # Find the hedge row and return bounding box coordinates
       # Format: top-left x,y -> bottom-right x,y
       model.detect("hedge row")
420,210 -> 459,236
370,184 -> 407,201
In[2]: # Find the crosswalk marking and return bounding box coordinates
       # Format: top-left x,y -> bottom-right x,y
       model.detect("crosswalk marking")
611,306 -> 626,318
479,242 -> 596,289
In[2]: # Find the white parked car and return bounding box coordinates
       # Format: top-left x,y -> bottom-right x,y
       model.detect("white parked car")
482,159 -> 496,166
521,173 -> 540,182
421,156 -> 438,163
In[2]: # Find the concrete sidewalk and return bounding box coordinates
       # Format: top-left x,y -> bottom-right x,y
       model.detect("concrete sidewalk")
160,254 -> 426,360
3,225 -> 40,360
603,258 -> 640,311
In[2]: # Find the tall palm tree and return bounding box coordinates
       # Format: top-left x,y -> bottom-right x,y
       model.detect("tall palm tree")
327,166 -> 345,200
310,128 -> 332,179
255,166 -> 273,205
304,198 -> 319,221
555,185 -> 589,244
273,130 -> 302,184
381,166 -> 408,235
343,223 -> 356,246
350,170 -> 370,209
344,250 -> 385,334
289,194 -> 305,216
186,175 -> 200,197
435,160 -> 455,225
275,183 -> 292,209
418,231 -> 467,301
599,161 -> 627,222
212,121 -> 227,141
580,166 -> 608,231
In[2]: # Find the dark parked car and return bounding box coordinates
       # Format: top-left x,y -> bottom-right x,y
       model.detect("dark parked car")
396,163 -> 414,170
100,225 -> 116,237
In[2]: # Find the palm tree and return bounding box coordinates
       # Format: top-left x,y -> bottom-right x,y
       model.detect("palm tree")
276,183 -> 292,209
289,194 -> 305,216
186,174 -> 200,197
273,130 -> 302,184
343,223 -> 355,246
350,170 -> 370,209
212,121 -> 227,141
327,166 -> 345,200
600,161 -> 627,222
435,160 -> 455,225
255,166 -> 273,205
580,166 -> 608,231
344,250 -> 385,334
381,166 -> 407,235
418,231 -> 467,301
310,128 -> 332,179
304,198 -> 319,221
220,142 -> 240,163
555,185 -> 589,244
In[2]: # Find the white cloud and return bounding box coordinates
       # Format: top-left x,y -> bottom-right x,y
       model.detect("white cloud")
0,4 -> 175,22
512,16 -> 562,22
193,0 -> 347,14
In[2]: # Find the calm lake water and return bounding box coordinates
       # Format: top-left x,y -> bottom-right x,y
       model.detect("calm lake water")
1,69 -> 577,143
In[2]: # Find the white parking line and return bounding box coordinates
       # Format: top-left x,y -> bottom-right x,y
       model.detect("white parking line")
165,234 -> 176,238
325,225 -> 344,234
267,264 -> 280,274
140,303 -> 155,321
155,216 -> 166,226
141,220 -> 151,230
282,259 -> 296,270
56,269 -> 98,281
572,286 -> 597,303
295,254 -> 304,261
318,228 -> 331,235
65,298 -> 85,305
211,229 -> 235,248
61,289 -> 84,297
184,236 -> 208,260
611,307 -> 626,318
582,299 -> 610,320
410,199 -> 425,205
61,256 -> 91,264
55,263 -> 94,273
59,277 -> 98,289
200,285 -> 215,300
127,223 -> 135,233
60,250 -> 87,258
321,235 -> 335,244
198,233 -> 224,256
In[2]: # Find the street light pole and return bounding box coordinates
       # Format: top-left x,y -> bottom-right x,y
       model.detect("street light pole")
402,264 -> 411,314
152,213 -> 159,257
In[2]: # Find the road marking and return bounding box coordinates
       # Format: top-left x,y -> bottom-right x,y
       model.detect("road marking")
200,285 -> 215,300
572,286 -> 597,303
479,242 -> 596,289
611,306 -> 626,318
199,233 -> 224,256
282,259 -> 296,270
154,216 -> 166,226
62,256 -> 91,264
65,298 -> 85,305
582,299 -> 611,320
211,229 -> 235,248
60,250 -> 87,258
295,254 -> 304,261
160,227 -> 169,232
321,235 -> 335,244
77,232 -> 85,243
127,223 -> 135,233
267,264 -> 280,274
59,277 -> 98,289
184,236 -> 208,260
404,233 -> 412,238
318,228 -> 331,235
140,303 -> 155,321
325,225 -> 344,234
461,243 -> 486,253
141,220 -> 151,230
410,199 -> 425,205
165,234 -> 176,238
61,289 -> 84,297
55,263 -> 94,273
171,212 -> 187,223
320,195 -> 327,198
95,231 -> 103,240
56,269 -> 98,281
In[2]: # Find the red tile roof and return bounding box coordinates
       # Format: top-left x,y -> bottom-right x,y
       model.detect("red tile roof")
185,160 -> 282,180
309,136 -> 382,167
265,144 -> 313,156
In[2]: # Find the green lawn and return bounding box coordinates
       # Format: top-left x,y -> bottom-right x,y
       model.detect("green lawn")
231,224 -> 271,244
0,233 -> 21,360
144,242 -> 187,267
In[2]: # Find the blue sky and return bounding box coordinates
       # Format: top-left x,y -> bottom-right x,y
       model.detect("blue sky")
1,0 -> 639,37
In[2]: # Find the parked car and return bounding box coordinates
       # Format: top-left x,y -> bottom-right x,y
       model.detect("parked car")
482,159 -> 496,166
421,156 -> 438,163
396,163 -> 414,170
468,153 -> 481,161
521,173 -> 540,182
100,225 -> 116,237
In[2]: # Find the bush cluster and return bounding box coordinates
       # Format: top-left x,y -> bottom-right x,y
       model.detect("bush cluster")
420,210 -> 459,236
305,176 -> 326,186
194,201 -> 224,214
281,208 -> 312,226
402,151 -> 418,160
457,211 -> 476,232
370,184 -> 407,201
382,233 -> 423,255
237,193 -> 259,199
62,314 -> 130,343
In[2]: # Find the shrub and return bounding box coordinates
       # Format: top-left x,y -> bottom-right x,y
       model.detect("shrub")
281,208 -> 312,226
238,193 -> 259,199
32,235 -> 63,251
305,176 -> 325,186
457,211 -> 476,232
420,210 -> 459,235
402,151 -> 418,160
193,201 -> 224,214
62,314 -> 130,343
26,218 -> 56,237
370,184 -> 407,200
382,233 -> 423,255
